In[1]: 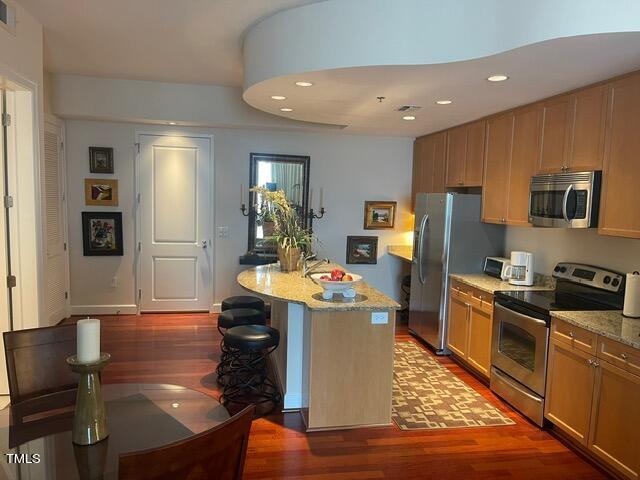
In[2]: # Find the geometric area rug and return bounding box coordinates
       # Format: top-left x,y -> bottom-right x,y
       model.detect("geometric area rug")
392,342 -> 515,430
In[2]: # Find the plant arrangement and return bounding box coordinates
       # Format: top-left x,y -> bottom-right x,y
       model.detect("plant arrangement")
251,186 -> 312,270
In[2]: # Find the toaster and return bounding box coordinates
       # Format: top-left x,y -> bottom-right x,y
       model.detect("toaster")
483,256 -> 511,281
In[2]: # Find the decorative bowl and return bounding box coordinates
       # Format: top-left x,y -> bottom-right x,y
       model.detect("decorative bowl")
310,272 -> 362,298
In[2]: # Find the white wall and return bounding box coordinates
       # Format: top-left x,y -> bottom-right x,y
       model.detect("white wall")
505,226 -> 640,275
65,120 -> 413,313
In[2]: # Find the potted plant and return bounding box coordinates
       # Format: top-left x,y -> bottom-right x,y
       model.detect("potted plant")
251,186 -> 311,271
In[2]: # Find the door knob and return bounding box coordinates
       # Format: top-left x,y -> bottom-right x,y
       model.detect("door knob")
201,240 -> 208,248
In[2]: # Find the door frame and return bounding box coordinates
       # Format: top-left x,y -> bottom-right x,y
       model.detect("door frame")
0,64 -> 43,331
134,130 -> 215,313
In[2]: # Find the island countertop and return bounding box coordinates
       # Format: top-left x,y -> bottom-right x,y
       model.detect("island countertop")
237,264 -> 400,311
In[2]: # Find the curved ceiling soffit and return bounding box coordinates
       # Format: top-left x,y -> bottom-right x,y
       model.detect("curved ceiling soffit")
242,0 -> 640,127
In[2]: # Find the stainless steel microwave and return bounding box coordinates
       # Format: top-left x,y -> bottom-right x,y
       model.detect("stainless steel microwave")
528,171 -> 601,228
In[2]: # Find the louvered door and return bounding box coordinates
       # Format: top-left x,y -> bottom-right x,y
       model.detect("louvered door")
43,119 -> 69,324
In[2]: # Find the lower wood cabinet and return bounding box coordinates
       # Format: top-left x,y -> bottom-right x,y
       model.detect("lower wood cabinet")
446,280 -> 494,378
545,318 -> 640,479
544,337 -> 595,445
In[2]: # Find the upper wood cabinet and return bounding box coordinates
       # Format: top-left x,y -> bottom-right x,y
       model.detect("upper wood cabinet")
410,132 -> 446,211
445,120 -> 485,187
599,72 -> 640,238
482,113 -> 513,224
537,85 -> 607,174
482,107 -> 539,226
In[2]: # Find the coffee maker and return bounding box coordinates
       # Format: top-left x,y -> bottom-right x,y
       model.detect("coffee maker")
507,251 -> 534,286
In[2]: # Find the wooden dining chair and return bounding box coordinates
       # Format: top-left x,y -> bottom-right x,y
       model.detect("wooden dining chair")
118,405 -> 255,480
3,323 -> 79,421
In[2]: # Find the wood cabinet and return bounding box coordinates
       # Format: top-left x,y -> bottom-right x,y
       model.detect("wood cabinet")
482,113 -> 513,224
446,279 -> 494,378
571,85 -> 608,171
599,72 -> 640,238
537,85 -> 607,174
545,318 -> 640,479
482,107 -> 539,226
447,292 -> 469,358
445,120 -> 485,187
545,337 -> 595,445
588,359 -> 640,480
409,70 -> 639,238
411,132 -> 447,211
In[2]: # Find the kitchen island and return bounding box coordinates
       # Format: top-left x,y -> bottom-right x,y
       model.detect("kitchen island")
237,264 -> 400,431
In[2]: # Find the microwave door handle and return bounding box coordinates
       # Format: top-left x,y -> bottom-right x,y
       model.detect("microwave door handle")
562,184 -> 574,222
418,214 -> 429,285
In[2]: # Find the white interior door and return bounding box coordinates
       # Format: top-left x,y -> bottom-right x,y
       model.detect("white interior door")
138,134 -> 212,312
43,118 -> 69,324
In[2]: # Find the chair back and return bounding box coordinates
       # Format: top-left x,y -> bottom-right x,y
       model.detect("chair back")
3,324 -> 78,419
118,405 -> 255,480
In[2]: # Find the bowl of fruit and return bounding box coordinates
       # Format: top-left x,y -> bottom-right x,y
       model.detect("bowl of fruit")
310,269 -> 362,299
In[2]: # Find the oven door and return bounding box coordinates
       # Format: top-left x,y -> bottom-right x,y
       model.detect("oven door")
528,174 -> 597,228
491,301 -> 550,396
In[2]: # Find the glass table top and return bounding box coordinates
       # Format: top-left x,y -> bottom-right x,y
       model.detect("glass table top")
0,383 -> 230,480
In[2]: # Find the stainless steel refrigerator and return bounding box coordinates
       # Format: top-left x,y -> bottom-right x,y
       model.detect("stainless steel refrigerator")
409,193 -> 505,353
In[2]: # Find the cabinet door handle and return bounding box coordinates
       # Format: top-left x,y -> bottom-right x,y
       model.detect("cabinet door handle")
620,353 -> 628,360
587,358 -> 594,365
568,331 -> 575,338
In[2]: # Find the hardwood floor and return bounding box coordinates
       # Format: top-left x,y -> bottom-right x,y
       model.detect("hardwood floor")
66,313 -> 609,479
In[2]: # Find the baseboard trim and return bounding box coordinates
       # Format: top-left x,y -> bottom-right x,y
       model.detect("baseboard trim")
70,305 -> 138,315
211,303 -> 222,313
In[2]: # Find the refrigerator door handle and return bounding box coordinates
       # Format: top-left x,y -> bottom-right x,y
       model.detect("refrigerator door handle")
418,214 -> 429,285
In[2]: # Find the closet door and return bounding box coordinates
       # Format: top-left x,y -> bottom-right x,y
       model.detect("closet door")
43,118 -> 69,324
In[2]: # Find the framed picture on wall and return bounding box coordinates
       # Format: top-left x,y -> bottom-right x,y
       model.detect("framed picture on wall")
346,236 -> 378,264
84,178 -> 118,206
82,212 -> 123,256
364,201 -> 396,229
89,147 -> 114,174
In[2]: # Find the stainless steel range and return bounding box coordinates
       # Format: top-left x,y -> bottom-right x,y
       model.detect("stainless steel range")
490,263 -> 625,426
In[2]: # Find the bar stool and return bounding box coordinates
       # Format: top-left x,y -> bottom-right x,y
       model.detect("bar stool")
221,295 -> 265,312
216,308 -> 266,385
220,325 -> 281,410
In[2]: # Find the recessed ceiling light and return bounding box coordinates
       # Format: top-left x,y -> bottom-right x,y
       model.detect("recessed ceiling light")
280,107 -> 293,112
167,122 -> 177,125
402,115 -> 416,121
487,74 -> 509,82
271,95 -> 286,100
435,100 -> 452,105
295,81 -> 313,87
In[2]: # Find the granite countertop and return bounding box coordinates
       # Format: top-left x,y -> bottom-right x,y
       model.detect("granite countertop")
237,263 -> 400,312
387,245 -> 413,262
449,273 -> 555,294
551,311 -> 640,350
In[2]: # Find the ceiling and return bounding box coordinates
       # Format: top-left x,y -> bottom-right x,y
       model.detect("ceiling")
19,0 -> 324,86
243,34 -> 640,136
21,0 -> 640,136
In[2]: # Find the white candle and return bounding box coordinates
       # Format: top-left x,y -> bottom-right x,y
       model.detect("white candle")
240,184 -> 244,205
319,187 -> 324,209
77,318 -> 101,363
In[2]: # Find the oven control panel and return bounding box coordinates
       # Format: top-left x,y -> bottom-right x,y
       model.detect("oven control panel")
552,262 -> 625,293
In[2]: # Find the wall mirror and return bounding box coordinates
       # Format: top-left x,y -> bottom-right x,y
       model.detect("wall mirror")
248,153 -> 310,255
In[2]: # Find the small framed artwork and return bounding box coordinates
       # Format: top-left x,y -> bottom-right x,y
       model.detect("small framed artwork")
89,147 -> 114,174
364,201 -> 396,229
82,212 -> 123,256
346,236 -> 378,265
84,178 -> 118,206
